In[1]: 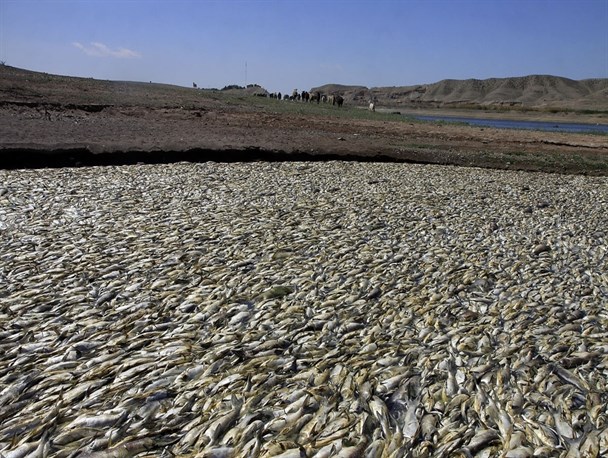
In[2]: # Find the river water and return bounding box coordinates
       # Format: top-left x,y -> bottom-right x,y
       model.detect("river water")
411,114 -> 608,134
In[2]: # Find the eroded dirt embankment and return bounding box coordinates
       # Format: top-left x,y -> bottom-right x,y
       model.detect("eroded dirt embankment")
0,147 -> 412,169
1,102 -> 608,174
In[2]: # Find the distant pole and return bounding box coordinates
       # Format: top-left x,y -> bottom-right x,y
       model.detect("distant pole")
245,61 -> 247,87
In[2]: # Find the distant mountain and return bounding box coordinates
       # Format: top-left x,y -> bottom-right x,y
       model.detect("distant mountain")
311,75 -> 608,110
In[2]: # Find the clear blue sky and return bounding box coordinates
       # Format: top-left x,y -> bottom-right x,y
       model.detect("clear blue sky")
1,0 -> 607,93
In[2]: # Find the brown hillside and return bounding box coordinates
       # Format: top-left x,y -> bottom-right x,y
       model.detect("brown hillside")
311,75 -> 608,110
0,65 -> 266,107
2,65 -> 608,175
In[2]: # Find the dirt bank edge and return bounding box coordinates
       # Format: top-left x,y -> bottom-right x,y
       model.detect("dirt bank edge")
3,145 -> 607,176
0,146 -> 409,169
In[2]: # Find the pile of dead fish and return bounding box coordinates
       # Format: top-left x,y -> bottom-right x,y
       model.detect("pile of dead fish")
1,161 -> 607,457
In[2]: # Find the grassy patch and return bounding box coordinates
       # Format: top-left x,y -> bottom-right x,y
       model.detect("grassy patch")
497,150 -> 608,174
430,119 -> 469,127
389,144 -> 608,176
584,130 -> 608,137
198,91 -> 414,122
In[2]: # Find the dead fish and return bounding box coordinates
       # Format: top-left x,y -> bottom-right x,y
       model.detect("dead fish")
0,442 -> 39,458
201,396 -> 243,446
76,438 -> 156,458
68,410 -> 128,430
459,428 -> 501,455
197,447 -> 236,458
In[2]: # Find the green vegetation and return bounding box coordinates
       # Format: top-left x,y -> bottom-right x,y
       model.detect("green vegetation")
221,84 -> 246,91
430,119 -> 469,127
541,107 -> 608,116
496,150 -> 608,174
207,92 -> 410,122
384,142 -> 608,176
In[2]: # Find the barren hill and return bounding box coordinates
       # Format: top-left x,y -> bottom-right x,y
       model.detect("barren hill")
312,75 -> 608,111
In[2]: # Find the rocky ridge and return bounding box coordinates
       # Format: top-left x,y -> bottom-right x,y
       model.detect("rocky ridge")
311,75 -> 608,110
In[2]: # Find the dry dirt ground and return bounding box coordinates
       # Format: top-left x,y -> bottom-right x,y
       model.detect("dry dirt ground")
1,66 -> 607,173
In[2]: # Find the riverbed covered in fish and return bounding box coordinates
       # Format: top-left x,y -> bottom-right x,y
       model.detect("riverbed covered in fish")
1,161 -> 607,457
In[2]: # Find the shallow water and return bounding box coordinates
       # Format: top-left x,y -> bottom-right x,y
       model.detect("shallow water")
412,114 -> 608,134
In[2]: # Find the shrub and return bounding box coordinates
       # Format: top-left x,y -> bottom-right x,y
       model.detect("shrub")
221,84 -> 245,91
